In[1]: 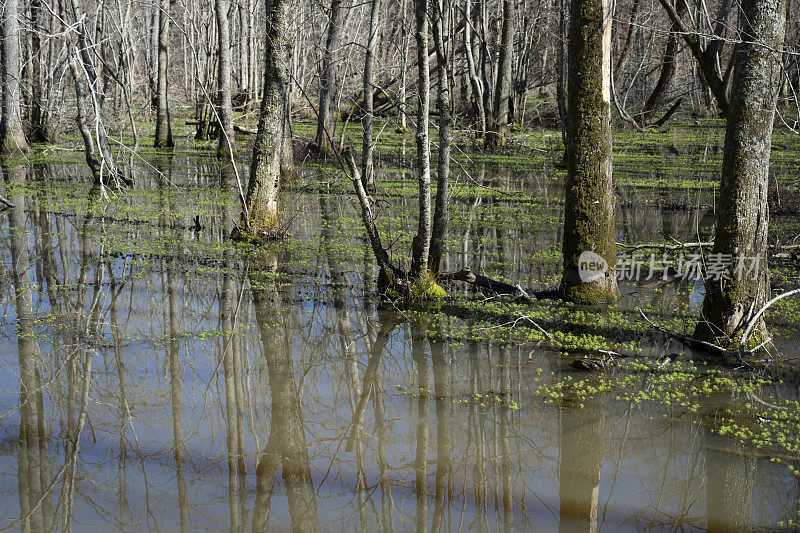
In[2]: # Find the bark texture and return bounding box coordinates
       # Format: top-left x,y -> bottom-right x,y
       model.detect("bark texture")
428,0 -> 452,273
29,0 -> 52,143
361,0 -> 380,188
559,0 -> 619,303
410,0 -> 431,277
216,0 -> 236,158
315,0 -> 345,155
484,0 -> 514,150
154,0 -> 174,148
1,0 -> 29,153
694,0 -> 786,347
242,0 -> 296,234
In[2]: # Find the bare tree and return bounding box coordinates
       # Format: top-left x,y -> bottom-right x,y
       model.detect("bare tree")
410,0 -> 432,278
240,0 -> 297,236
429,0 -> 452,273
315,0 -> 346,155
154,0 -> 174,147
361,0 -> 380,188
216,0 -> 236,158
1,0 -> 30,153
485,0 -> 514,150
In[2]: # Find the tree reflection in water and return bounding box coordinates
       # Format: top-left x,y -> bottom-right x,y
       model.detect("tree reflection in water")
0,162 -> 796,531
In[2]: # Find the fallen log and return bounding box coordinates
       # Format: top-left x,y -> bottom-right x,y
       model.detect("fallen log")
233,125 -> 258,135
616,240 -> 712,251
617,240 -> 799,252
437,267 -> 532,303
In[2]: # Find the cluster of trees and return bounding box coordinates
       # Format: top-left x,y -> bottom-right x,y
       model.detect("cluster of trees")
0,0 -> 795,351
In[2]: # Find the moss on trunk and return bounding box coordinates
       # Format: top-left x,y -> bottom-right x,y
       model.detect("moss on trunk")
559,0 -> 618,304
693,0 -> 786,349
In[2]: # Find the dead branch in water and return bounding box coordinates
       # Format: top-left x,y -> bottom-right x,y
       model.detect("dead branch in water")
437,267 -> 532,303
638,308 -> 770,364
737,288 -> 800,361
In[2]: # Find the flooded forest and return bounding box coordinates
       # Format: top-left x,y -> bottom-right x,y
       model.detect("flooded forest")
0,0 -> 800,529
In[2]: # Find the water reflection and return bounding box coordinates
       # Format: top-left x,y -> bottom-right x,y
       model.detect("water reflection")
0,161 -> 796,531
250,252 -> 319,532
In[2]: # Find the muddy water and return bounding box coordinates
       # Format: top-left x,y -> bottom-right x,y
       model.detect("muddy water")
0,158 -> 797,531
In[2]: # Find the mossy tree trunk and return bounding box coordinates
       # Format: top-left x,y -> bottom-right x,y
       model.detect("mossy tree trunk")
484,0 -> 514,151
1,0 -> 30,153
154,0 -> 174,148
242,0 -> 296,235
216,0 -> 236,159
694,0 -> 786,347
315,0 -> 345,155
559,0 -> 618,304
409,0 -> 432,278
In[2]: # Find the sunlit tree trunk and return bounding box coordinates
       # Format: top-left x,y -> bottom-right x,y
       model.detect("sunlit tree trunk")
1,0 -> 30,153
241,0 -> 297,235
409,0 -> 431,278
428,0 -> 452,273
463,0 -> 486,137
315,0 -> 345,155
154,0 -> 174,147
559,0 -> 618,303
216,0 -> 236,158
484,0 -> 514,150
694,0 -> 787,347
361,0 -> 380,188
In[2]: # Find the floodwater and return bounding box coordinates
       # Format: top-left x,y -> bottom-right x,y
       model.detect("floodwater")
0,152 -> 798,532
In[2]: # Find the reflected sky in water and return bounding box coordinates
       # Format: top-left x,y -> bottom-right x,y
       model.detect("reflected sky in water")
0,158 -> 797,531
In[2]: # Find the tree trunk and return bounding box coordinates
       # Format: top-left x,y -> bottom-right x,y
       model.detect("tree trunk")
315,0 -> 345,155
410,0 -> 432,277
1,0 -> 30,153
154,0 -> 174,148
484,0 -> 514,151
463,0 -> 486,137
694,0 -> 786,348
241,0 -> 296,235
638,0 -> 686,126
559,0 -> 618,303
428,0 -> 452,273
61,0 -> 121,184
29,0 -> 51,143
361,0 -> 380,188
216,0 -> 236,158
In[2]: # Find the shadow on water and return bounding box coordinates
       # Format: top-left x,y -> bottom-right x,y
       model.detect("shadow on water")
0,158 -> 797,531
